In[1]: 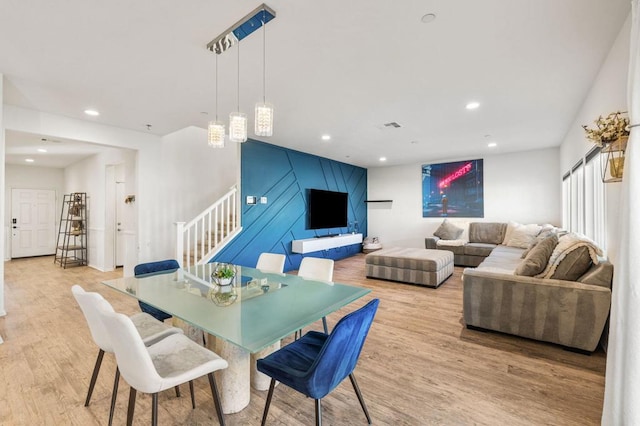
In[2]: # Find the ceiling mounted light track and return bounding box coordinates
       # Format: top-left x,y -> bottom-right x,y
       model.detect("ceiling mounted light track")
207,4 -> 276,55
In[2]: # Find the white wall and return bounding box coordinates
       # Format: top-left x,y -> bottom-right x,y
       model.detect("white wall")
65,147 -> 136,271
559,15 -> 630,260
0,75 -> 5,319
4,164 -> 65,259
3,105 -> 164,275
367,147 -> 561,248
161,126 -> 239,230
2,107 -> 240,279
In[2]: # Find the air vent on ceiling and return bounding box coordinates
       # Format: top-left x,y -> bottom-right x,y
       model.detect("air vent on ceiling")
384,122 -> 402,128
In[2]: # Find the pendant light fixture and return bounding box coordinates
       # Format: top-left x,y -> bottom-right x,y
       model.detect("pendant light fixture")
229,42 -> 248,143
206,4 -> 276,143
255,9 -> 274,137
208,54 -> 226,148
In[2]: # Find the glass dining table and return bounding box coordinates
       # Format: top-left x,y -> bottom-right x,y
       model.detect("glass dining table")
101,262 -> 371,414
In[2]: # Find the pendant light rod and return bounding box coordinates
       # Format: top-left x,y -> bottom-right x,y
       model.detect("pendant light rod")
262,9 -> 266,103
237,41 -> 240,111
215,54 -> 219,120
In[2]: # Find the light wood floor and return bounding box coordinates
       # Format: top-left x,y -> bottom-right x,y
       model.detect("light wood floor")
0,254 -> 606,425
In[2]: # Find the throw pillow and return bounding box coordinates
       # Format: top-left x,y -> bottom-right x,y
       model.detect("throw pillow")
514,234 -> 558,276
433,219 -> 464,240
505,223 -> 542,249
502,221 -> 521,245
520,240 -> 539,259
520,227 -> 558,258
537,232 -> 603,279
550,246 -> 593,281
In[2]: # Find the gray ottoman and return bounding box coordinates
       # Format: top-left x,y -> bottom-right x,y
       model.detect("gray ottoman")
365,247 -> 454,288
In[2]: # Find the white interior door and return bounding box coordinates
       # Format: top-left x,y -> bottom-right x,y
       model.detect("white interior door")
115,181 -> 125,267
11,189 -> 57,258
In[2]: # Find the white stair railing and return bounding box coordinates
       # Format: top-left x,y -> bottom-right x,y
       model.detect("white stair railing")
175,186 -> 241,266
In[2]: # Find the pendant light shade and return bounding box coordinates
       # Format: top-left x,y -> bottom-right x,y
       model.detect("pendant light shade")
208,47 -> 225,148
229,112 -> 248,143
254,8 -> 274,137
255,102 -> 274,137
208,120 -> 226,147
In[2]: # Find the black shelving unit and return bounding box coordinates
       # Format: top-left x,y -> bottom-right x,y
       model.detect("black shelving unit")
54,192 -> 88,268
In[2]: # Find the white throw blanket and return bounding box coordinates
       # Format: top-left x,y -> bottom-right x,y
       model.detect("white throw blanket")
436,239 -> 466,247
537,232 -> 602,279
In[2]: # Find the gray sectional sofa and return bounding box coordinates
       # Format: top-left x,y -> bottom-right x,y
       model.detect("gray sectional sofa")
425,221 -> 613,352
425,222 -> 508,267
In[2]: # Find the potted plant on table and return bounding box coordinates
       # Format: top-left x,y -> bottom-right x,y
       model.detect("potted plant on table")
582,111 -> 630,179
211,263 -> 236,286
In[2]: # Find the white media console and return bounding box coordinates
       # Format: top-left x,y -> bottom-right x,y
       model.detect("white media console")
292,233 -> 363,254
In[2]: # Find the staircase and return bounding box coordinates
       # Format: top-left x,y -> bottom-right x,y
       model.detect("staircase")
176,186 -> 242,266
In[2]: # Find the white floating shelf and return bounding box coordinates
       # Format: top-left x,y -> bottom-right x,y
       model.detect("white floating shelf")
292,233 -> 363,254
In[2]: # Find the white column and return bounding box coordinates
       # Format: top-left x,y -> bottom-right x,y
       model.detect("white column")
208,335 -> 250,414
250,341 -> 280,390
0,73 -> 6,327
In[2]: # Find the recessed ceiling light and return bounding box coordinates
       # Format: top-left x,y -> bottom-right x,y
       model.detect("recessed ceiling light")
488,142 -> 497,148
84,109 -> 100,116
421,13 -> 436,24
25,158 -> 34,163
37,148 -> 47,153
465,102 -> 480,110
321,134 -> 331,141
379,157 -> 387,162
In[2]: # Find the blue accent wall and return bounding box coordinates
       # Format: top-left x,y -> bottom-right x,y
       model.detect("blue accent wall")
214,140 -> 367,271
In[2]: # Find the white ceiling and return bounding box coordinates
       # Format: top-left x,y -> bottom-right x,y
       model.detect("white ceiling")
0,0 -> 631,169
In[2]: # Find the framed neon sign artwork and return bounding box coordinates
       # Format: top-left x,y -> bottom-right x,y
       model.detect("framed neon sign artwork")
422,159 -> 484,218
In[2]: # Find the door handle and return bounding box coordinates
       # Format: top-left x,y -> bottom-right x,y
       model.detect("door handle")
12,226 -> 18,229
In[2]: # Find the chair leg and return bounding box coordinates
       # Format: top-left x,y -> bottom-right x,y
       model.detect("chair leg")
349,373 -> 372,424
315,399 -> 322,426
261,378 -> 276,426
126,387 -> 137,426
208,372 -> 225,426
322,316 -> 328,334
175,385 -> 181,397
189,380 -> 196,409
108,367 -> 120,426
84,349 -> 105,406
151,393 -> 159,426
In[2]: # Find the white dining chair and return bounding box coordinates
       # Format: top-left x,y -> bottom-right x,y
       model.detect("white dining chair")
256,253 -> 286,273
251,253 -> 287,389
99,309 -> 228,426
297,257 -> 335,334
71,285 -> 183,425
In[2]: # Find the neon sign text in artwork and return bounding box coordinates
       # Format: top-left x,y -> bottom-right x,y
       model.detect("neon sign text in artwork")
439,162 -> 473,188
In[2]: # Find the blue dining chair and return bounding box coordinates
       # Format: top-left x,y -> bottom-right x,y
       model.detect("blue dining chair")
257,298 -> 380,426
134,259 -> 180,322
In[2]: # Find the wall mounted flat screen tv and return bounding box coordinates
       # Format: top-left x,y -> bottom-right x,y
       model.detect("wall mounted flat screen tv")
308,189 -> 348,230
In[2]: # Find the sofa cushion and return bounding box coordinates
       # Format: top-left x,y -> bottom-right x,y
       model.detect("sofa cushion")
435,240 -> 465,255
464,243 -> 497,257
515,234 -> 558,277
468,222 -> 507,245
550,246 -> 593,281
433,219 -> 464,240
